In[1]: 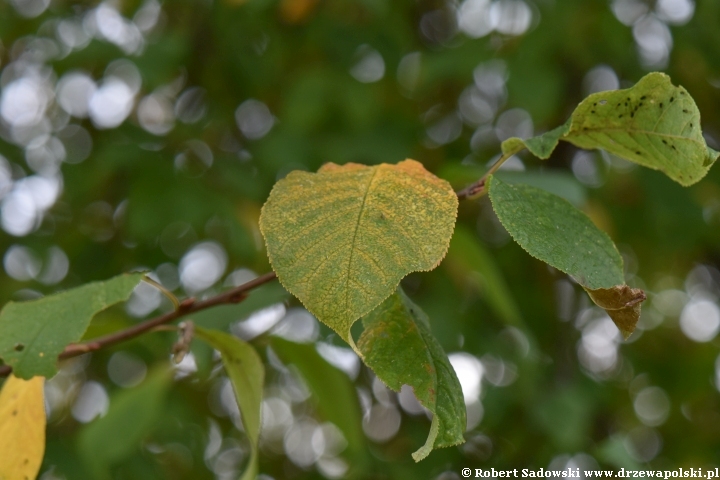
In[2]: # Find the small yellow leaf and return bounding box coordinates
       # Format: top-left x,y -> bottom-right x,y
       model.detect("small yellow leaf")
0,375 -> 46,480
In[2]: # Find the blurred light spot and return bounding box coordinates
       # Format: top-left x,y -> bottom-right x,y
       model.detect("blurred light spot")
459,86 -> 496,126
462,433 -> 493,461
371,376 -> 395,407
271,307 -> 319,343
685,264 -> 720,298
398,384 -> 427,416
633,386 -> 670,426
633,15 -> 673,68
57,125 -> 92,164
134,0 -> 163,32
488,0 -> 533,36
89,4 -> 144,54
285,419 -> 322,467
0,155 -> 12,200
26,136 -> 66,175
88,78 -> 135,129
362,404 -> 401,442
105,59 -> 143,94
175,87 -> 207,124
209,438 -> 245,479
1,175 -> 61,236
174,139 -> 213,177
651,288 -> 688,317
56,72 -> 96,118
572,151 -> 606,188
679,296 -> 720,342
9,0 -> 50,18
420,8 -> 458,45
138,93 -> 175,135
457,0 -> 493,38
624,426 -> 662,462
79,201 -> 115,242
37,246 -> 69,285
449,352 -> 484,403
426,112 -> 463,146
466,400 -> 484,430
656,0 -> 694,25
224,268 -> 257,287
235,99 -> 274,140
316,342 -> 360,379
56,19 -> 92,50
474,60 -> 508,100
232,303 -> 286,340
350,45 -> 385,83
174,351 -> 197,379
314,422 -> 347,457
715,354 -> 720,392
179,241 -> 228,293
71,381 -> 109,423
4,244 -> 41,281
160,221 -> 198,258
495,108 -> 533,141
397,52 -> 422,93
1,77 -> 51,127
126,277 -> 162,317
578,314 -> 621,374
107,351 -> 147,388
317,456 -> 349,479
583,65 -> 620,96
261,396 -> 294,445
611,0 -> 649,26
481,354 -> 517,387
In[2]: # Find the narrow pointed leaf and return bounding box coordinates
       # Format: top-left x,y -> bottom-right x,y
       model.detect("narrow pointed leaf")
487,176 -> 645,337
357,288 -> 465,461
0,375 -> 45,480
0,273 -> 145,379
564,72 -> 717,186
195,327 -> 264,480
259,159 -> 458,342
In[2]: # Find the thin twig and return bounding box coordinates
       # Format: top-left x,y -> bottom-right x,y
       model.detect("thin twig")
456,145 -> 525,200
0,271 -> 277,378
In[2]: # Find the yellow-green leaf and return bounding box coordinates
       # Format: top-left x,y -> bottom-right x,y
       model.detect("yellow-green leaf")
357,288 -> 466,461
565,72 -> 717,186
0,273 -> 145,379
259,159 -> 458,342
0,375 -> 45,480
195,327 -> 264,480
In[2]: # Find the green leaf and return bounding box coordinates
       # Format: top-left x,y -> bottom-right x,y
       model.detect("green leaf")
501,119 -> 571,160
194,327 -> 264,480
564,72 -> 717,186
357,288 -> 465,461
487,176 -> 645,338
270,337 -> 367,465
77,368 -> 171,479
259,160 -> 458,343
0,273 -> 145,379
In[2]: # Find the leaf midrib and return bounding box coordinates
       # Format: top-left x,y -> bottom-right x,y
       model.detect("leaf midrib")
570,127 -> 704,147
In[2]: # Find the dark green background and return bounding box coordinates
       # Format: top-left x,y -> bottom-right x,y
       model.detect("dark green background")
1,0 -> 719,478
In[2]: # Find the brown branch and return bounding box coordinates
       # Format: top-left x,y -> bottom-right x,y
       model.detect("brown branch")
456,145 -> 526,200
0,271 -> 277,378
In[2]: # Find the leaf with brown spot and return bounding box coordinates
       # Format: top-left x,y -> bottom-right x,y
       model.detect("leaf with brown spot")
586,286 -> 647,340
0,375 -> 45,480
259,159 -> 458,343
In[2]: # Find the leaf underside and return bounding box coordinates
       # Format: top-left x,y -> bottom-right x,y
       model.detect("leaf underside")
259,159 -> 458,342
0,272 -> 145,379
487,176 -> 645,338
357,288 -> 466,461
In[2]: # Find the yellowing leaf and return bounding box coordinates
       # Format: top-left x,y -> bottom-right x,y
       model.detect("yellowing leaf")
259,159 -> 458,342
587,285 -> 646,340
0,375 -> 45,480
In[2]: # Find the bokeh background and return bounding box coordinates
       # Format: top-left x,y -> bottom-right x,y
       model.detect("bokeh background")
1,0 -> 719,478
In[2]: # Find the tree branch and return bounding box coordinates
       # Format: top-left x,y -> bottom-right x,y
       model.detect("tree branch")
456,146 -> 525,200
0,271 -> 277,378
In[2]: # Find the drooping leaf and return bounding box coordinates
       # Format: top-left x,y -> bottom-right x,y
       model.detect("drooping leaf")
502,73 -> 718,186
0,273 -> 145,379
77,368 -> 171,478
564,72 -> 717,186
194,327 -> 264,480
0,375 -> 45,480
270,337 -> 367,465
259,159 -> 458,342
357,288 -> 466,461
487,176 -> 645,337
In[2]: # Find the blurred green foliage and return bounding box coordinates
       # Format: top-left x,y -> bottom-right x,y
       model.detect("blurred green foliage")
1,0 -> 719,478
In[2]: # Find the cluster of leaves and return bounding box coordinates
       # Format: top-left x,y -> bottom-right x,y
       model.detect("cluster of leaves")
3,71 -> 714,479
